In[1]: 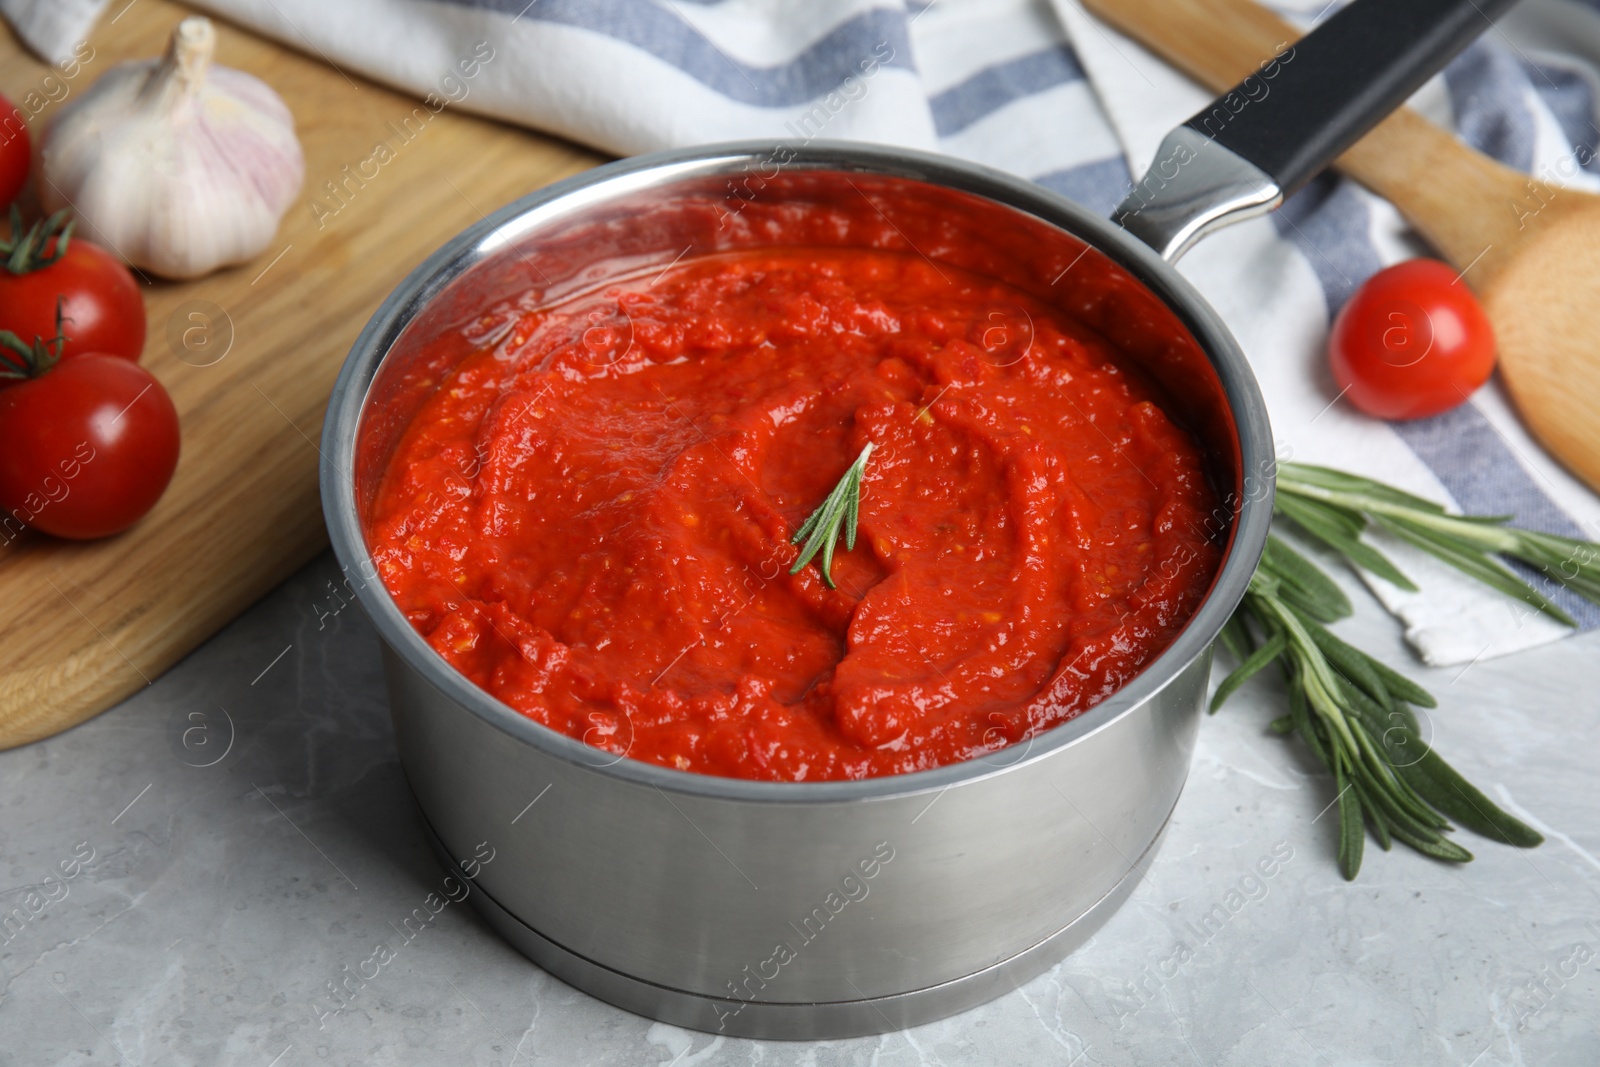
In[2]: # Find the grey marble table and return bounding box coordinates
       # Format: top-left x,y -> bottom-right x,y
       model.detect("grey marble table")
1,549 -> 1595,1066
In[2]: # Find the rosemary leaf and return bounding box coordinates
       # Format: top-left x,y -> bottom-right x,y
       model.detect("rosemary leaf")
1290,606 -> 1393,711
1396,748 -> 1544,848
1374,513 -> 1576,626
1219,613 -> 1254,662
1209,628 -> 1286,712
1350,758 -> 1446,842
1286,678 -> 1331,767
1335,754 -> 1364,881
1387,821 -> 1474,864
1279,463 -> 1447,514
1357,646 -> 1437,710
1345,714 -> 1449,831
1274,493 -> 1415,590
1270,490 -> 1365,542
1350,777 -> 1394,852
1261,535 -> 1353,621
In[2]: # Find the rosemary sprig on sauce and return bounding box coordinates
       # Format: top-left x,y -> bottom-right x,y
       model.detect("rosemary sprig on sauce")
790,442 -> 874,589
1211,461 -> 1600,878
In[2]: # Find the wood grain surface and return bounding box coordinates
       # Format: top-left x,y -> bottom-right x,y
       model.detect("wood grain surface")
0,0 -> 601,748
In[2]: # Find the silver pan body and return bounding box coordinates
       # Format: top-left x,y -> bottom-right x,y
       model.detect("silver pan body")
320,142 -> 1274,1040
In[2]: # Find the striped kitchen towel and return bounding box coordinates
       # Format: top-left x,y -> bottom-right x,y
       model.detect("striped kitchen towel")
7,0 -> 1599,665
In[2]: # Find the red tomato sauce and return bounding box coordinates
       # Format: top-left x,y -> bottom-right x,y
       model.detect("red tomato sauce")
367,248 -> 1222,780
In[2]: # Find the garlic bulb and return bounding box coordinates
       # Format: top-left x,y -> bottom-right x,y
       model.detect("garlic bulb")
39,17 -> 304,280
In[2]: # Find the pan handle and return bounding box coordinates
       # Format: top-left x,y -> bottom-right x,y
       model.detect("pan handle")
1112,0 -> 1522,261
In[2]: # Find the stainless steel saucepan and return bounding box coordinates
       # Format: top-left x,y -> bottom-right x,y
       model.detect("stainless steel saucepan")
321,0 -> 1513,1039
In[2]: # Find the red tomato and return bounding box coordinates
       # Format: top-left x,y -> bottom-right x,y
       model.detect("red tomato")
0,236 -> 146,362
1328,259 -> 1496,420
0,93 -> 26,208
0,356 -> 179,539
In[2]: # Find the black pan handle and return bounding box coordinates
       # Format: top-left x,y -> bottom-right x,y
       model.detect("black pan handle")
1195,0 -> 1519,195
1114,0 -> 1523,261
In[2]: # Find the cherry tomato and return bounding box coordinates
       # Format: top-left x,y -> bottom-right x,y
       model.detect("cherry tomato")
1328,259 -> 1496,420
0,93 -> 26,208
0,356 -> 179,539
0,235 -> 145,362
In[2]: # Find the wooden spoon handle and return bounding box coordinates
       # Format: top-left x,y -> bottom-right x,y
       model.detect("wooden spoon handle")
1082,0 -> 1546,279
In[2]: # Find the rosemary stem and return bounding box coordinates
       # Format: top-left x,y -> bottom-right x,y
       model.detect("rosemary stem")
1277,474 -> 1524,554
1249,584 -> 1362,754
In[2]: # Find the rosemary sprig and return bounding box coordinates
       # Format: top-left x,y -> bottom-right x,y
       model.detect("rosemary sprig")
790,442 -> 873,589
1212,460 -> 1598,878
1217,538 -> 1542,879
1277,462 -> 1600,625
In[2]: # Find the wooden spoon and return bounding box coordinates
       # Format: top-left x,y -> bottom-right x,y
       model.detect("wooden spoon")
1083,0 -> 1600,494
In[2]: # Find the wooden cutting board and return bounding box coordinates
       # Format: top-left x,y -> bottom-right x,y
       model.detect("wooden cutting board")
0,0 -> 601,748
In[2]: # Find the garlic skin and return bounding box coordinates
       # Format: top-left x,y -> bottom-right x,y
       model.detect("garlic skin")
39,18 -> 304,280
